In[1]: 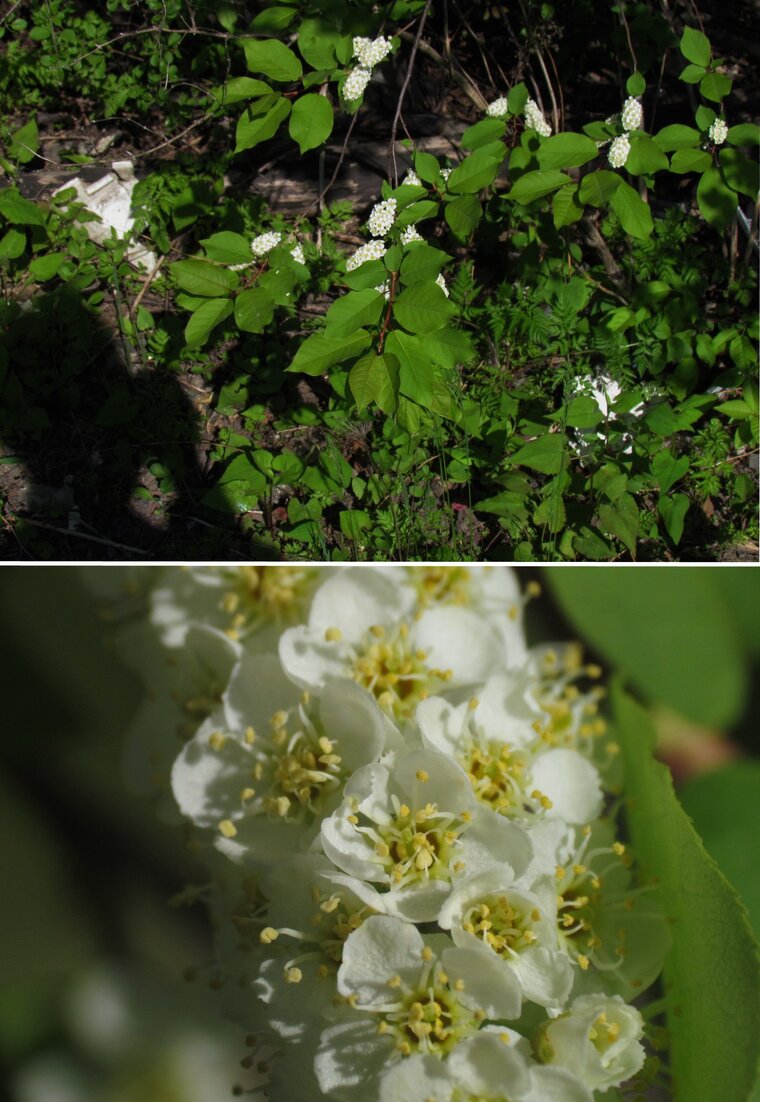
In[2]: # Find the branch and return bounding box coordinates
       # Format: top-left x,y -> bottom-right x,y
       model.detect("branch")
389,0 -> 434,187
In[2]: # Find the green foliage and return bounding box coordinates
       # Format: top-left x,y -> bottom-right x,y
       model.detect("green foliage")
614,687 -> 760,1102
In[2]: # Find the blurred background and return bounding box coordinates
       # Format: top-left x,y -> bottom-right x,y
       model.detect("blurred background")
0,565 -> 757,1102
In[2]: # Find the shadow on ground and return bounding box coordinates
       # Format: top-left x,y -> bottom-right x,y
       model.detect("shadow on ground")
0,285 -> 277,560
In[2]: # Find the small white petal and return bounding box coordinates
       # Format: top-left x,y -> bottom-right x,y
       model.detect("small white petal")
530,748 -> 603,823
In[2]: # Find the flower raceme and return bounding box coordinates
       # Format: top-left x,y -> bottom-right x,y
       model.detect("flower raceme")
112,566 -> 668,1102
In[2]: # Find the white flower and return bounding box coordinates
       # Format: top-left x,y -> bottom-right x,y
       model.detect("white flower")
436,272 -> 449,297
400,224 -> 423,245
150,565 -> 317,647
278,567 -> 525,718
343,67 -> 372,103
314,915 -> 523,1098
403,169 -> 421,186
251,231 -> 282,257
290,242 -> 306,265
352,36 -> 393,69
524,98 -> 552,137
438,867 -> 574,1010
346,238 -> 386,271
440,166 -> 452,181
367,197 -> 397,236
621,96 -> 643,131
319,748 -> 532,921
486,96 -> 509,118
535,993 -> 646,1092
171,656 -> 389,864
378,1032 -> 594,1102
708,118 -> 728,145
608,134 -> 631,169
375,281 -> 390,299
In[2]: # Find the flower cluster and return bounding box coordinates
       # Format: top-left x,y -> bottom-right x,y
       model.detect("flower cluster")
346,238 -> 387,271
250,231 -> 283,257
524,98 -> 552,137
400,225 -> 423,245
113,566 -> 668,1102
621,96 -> 643,132
367,197 -> 397,237
486,96 -> 509,119
608,133 -> 631,169
708,118 -> 728,145
343,67 -> 373,104
352,36 -> 393,69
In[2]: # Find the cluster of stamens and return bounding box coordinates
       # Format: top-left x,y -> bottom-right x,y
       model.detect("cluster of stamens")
555,830 -> 633,972
219,565 -> 307,640
462,895 -> 540,957
375,951 -> 476,1056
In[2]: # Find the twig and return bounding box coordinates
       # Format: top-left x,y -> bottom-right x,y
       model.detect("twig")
10,517 -> 151,555
134,115 -> 210,159
301,112 -> 360,218
131,252 -> 167,313
389,0 -> 434,187
397,32 -> 488,113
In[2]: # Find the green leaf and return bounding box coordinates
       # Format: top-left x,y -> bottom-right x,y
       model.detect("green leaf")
728,123 -> 760,147
413,151 -> 442,183
670,148 -> 712,173
564,394 -> 602,428
680,762 -> 760,939
510,434 -> 566,474
242,38 -> 303,81
444,194 -> 482,236
324,289 -> 385,338
250,5 -> 297,32
385,330 -> 434,407
715,399 -> 753,419
399,245 -> 450,285
383,245 -> 402,272
424,326 -> 475,369
700,71 -> 732,103
549,570 -> 747,727
235,95 -> 291,152
234,287 -> 275,333
287,330 -> 371,376
339,509 -> 371,540
184,297 -> 233,348
0,227 -> 26,260
288,93 -> 334,153
679,63 -> 707,84
610,180 -> 653,239
720,148 -> 760,199
213,77 -> 272,105
680,26 -> 711,67
653,124 -> 701,151
626,71 -> 646,97
395,200 -> 439,227
552,183 -> 583,228
349,352 -> 399,413
171,258 -> 238,296
393,281 -> 456,334
9,118 -> 39,164
446,147 -> 503,193
697,165 -> 737,229
626,134 -> 669,174
612,687 -> 760,1102
508,169 -> 570,205
460,118 -> 506,150
200,231 -> 253,265
695,105 -> 716,131
507,82 -> 529,115
297,17 -> 341,70
28,252 -> 65,280
652,450 -> 690,493
598,493 -> 639,555
0,188 -> 45,226
578,170 -> 621,206
657,492 -> 689,544
537,132 -> 599,170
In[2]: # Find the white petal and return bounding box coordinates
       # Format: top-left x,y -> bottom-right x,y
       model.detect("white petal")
320,807 -> 387,883
338,915 -> 424,1005
510,945 -> 574,1008
171,714 -> 246,826
457,808 -> 533,881
474,670 -> 542,748
379,1054 -> 453,1102
530,749 -> 603,824
318,679 -> 386,771
279,625 -> 349,691
308,568 -> 415,642
394,748 -> 474,812
223,651 -> 300,730
314,1019 -> 394,1100
448,1032 -> 530,1097
416,696 -> 467,756
525,1067 -> 594,1102
438,867 -> 517,931
413,606 -> 502,684
442,944 -> 521,1020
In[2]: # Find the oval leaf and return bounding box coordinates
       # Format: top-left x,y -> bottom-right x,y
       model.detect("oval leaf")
242,38 -> 303,82
509,170 -> 571,205
610,180 -> 653,238
392,282 -> 456,334
537,132 -> 599,170
184,297 -> 233,348
288,93 -> 334,153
